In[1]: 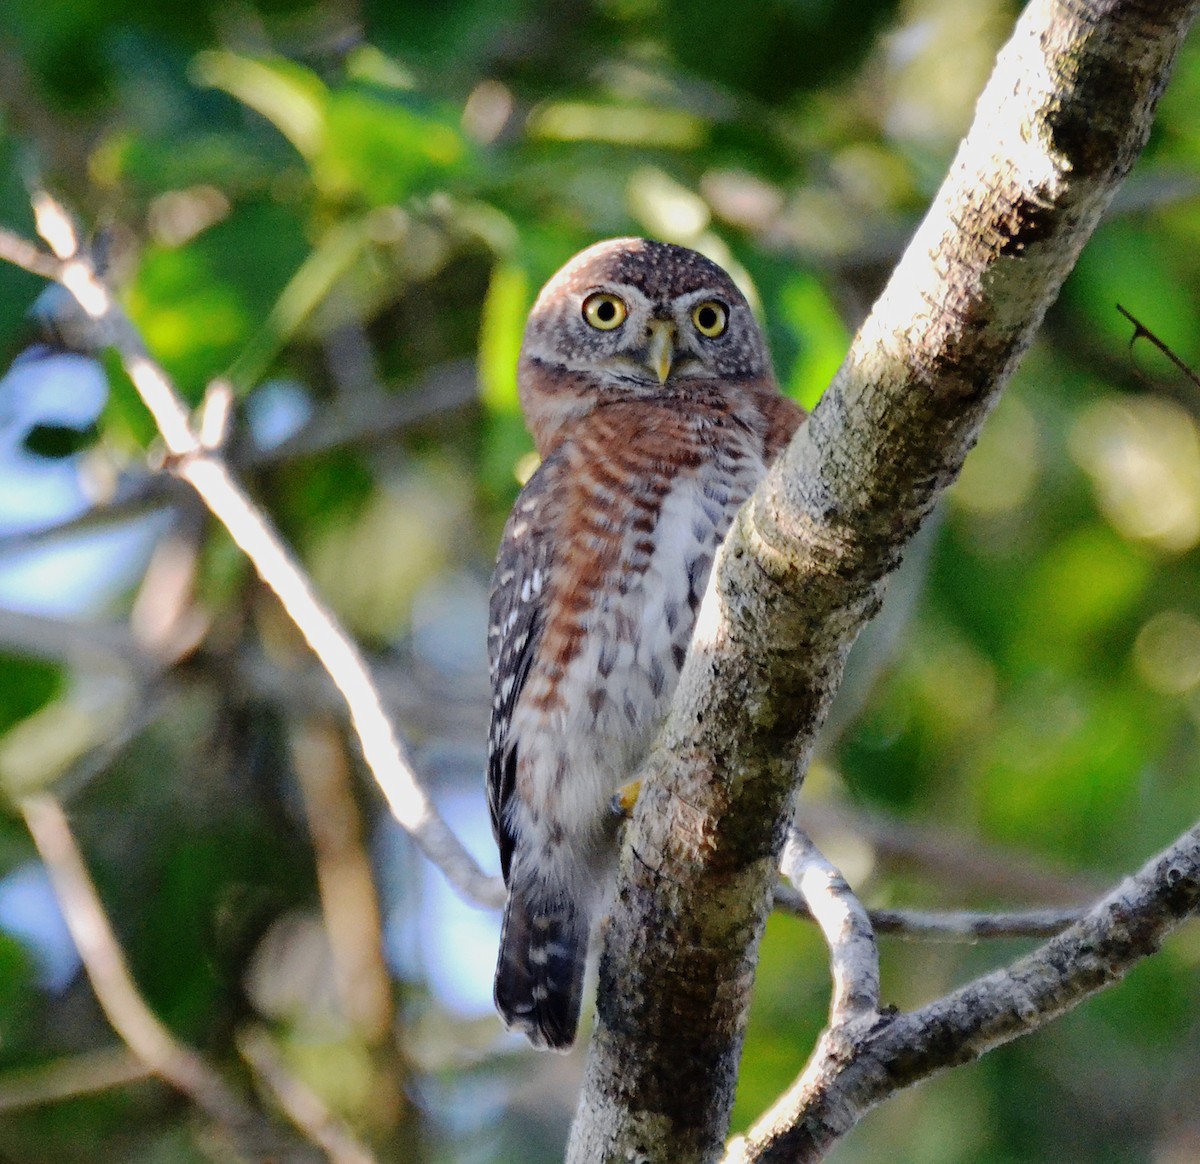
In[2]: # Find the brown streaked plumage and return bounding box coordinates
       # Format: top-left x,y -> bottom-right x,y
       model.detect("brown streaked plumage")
487,238 -> 805,1050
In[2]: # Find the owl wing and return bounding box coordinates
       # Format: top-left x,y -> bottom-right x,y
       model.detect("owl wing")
486,453 -> 560,884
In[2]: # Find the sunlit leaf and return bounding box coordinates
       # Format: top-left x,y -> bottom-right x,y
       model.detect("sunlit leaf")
779,271 -> 850,409
478,262 -> 529,416
528,102 -> 705,148
191,51 -> 327,158
313,91 -> 467,204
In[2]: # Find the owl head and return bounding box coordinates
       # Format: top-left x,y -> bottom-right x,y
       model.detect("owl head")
517,238 -> 775,455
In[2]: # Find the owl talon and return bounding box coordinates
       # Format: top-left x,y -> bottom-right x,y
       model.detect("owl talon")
610,780 -> 642,820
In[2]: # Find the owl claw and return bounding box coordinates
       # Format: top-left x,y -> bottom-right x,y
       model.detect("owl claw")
610,779 -> 642,819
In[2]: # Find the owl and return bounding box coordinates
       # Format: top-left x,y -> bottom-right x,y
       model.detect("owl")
487,238 -> 804,1050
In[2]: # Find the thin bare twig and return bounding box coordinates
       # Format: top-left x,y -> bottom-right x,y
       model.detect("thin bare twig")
0,475 -> 179,558
0,199 -> 503,911
0,224 -> 61,280
804,802 -> 1102,904
20,793 -> 287,1158
0,605 -> 488,750
1117,303 -> 1200,388
772,882 -> 1085,940
0,1047 -> 151,1112
248,358 -> 479,466
0,361 -> 475,571
0,606 -> 154,675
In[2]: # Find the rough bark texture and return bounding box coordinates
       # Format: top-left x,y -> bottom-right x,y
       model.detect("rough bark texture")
567,2 -> 1200,1161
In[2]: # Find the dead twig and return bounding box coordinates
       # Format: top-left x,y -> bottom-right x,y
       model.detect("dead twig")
1117,303 -> 1200,389
803,802 -> 1102,904
20,793 -> 289,1159
0,198 -> 503,911
0,1047 -> 151,1113
773,882 -> 1085,940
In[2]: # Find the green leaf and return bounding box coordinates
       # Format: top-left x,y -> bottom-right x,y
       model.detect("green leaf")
0,656 -> 62,738
478,262 -> 529,416
779,271 -> 850,409
313,91 -> 467,204
191,51 -> 328,159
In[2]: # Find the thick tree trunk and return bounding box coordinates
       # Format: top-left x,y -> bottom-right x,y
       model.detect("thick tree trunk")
567,1 -> 1200,1161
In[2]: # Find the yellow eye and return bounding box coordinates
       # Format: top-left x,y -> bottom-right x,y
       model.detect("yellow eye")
691,300 -> 728,337
582,292 -> 628,330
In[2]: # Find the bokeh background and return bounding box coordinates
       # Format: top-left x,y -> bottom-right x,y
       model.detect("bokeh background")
1,0 -> 1199,1160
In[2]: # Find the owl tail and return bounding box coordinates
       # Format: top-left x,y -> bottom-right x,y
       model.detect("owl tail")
494,890 -> 588,1051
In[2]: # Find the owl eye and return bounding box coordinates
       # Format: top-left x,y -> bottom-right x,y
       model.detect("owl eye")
691,300 -> 728,338
582,292 -> 628,331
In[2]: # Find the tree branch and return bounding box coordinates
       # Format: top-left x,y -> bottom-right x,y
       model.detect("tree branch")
781,829 -> 879,1023
803,802 -> 1102,903
730,820 -> 1200,1163
0,360 -> 476,558
0,224 -> 62,280
0,201 -> 504,912
0,1048 -> 151,1113
20,793 -> 294,1160
288,718 -> 395,1044
569,2 -> 1200,1160
772,883 -> 1086,941
238,1025 -> 378,1164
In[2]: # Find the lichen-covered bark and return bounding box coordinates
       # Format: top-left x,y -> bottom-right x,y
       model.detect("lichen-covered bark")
567,2 -> 1200,1162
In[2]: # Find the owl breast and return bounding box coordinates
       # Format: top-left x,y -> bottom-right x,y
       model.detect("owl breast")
506,400 -> 772,884
573,459 -> 749,756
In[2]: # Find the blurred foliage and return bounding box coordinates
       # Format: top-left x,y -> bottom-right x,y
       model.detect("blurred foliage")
0,0 -> 1199,1161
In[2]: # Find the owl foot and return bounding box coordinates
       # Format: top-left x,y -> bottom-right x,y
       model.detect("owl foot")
610,779 -> 642,819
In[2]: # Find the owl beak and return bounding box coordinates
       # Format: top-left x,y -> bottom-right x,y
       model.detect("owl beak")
645,321 -> 675,384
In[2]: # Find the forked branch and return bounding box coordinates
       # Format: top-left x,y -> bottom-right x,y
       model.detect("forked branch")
730,821 -> 1200,1163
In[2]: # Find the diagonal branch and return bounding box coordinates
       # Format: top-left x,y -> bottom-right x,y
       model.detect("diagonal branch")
0,202 -> 504,912
731,820 -> 1200,1163
0,224 -> 62,280
0,1048 -> 151,1113
802,802 -> 1103,903
569,2 -> 1200,1161
20,793 -> 293,1159
238,1026 -> 378,1164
